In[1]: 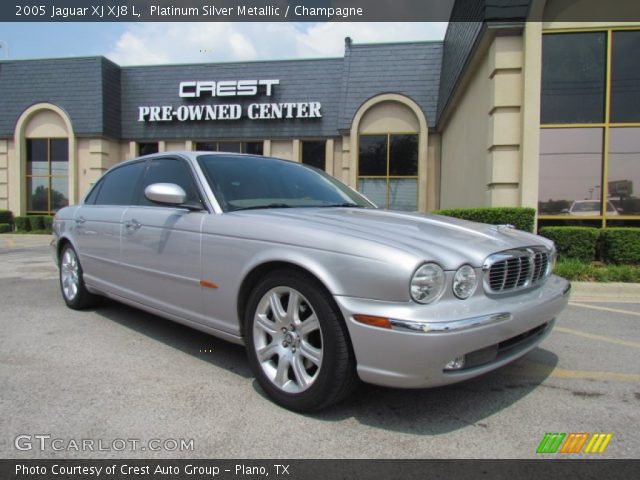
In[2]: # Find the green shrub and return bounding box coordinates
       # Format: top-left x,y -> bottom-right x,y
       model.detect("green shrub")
538,227 -> 600,262
29,215 -> 46,230
43,216 -> 54,231
14,216 -> 31,232
434,207 -> 536,233
601,228 -> 640,265
0,210 -> 13,225
554,258 -> 640,282
0,223 -> 11,234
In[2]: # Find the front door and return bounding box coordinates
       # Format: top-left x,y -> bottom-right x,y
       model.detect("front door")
119,156 -> 207,321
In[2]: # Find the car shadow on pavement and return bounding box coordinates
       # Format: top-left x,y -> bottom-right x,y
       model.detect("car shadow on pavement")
94,298 -> 558,434
94,298 -> 253,379
305,347 -> 559,434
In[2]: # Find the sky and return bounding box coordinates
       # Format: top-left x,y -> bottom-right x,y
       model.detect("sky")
0,22 -> 448,65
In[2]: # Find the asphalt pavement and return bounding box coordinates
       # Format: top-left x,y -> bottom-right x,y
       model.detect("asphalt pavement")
1,235 -> 638,459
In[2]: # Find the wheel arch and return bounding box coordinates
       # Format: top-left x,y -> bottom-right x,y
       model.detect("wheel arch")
56,236 -> 74,265
237,260 -> 343,339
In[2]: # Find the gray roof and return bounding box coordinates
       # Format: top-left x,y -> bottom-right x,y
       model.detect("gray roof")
338,42 -> 443,130
120,58 -> 343,140
0,42 -> 443,140
0,57 -> 119,138
437,0 -> 531,123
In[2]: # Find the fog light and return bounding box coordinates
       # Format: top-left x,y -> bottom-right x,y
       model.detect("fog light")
444,355 -> 465,371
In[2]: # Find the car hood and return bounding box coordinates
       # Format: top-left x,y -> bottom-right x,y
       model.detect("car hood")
230,208 -> 552,270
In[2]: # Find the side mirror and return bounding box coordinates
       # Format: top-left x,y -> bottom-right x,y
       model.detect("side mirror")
144,183 -> 187,206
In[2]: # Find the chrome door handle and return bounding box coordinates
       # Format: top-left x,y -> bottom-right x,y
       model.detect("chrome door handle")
74,216 -> 86,225
124,219 -> 142,230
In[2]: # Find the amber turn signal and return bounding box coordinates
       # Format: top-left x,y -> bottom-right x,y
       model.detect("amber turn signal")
353,314 -> 391,329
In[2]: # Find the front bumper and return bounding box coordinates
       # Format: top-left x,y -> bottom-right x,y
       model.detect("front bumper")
335,275 -> 570,388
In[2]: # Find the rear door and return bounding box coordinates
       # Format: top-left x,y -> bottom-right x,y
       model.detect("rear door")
120,156 -> 207,321
72,161 -> 146,292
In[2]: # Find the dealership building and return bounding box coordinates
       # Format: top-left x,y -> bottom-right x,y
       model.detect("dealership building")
0,0 -> 638,229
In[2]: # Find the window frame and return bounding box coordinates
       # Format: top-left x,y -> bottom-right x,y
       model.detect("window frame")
25,137 -> 69,215
540,27 -> 640,227
357,132 -> 420,210
134,156 -> 207,210
92,160 -> 147,207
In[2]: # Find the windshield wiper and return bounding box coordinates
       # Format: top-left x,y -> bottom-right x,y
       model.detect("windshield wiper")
317,202 -> 364,208
232,203 -> 293,211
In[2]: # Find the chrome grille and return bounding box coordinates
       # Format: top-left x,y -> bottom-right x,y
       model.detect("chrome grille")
484,247 -> 550,294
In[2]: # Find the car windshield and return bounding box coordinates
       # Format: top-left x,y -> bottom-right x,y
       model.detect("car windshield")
197,154 -> 374,212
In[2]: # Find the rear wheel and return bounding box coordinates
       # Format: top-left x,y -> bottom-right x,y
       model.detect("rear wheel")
244,270 -> 358,412
59,243 -> 100,309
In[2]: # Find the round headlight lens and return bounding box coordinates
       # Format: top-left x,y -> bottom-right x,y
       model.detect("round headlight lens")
410,263 -> 446,304
453,264 -> 478,299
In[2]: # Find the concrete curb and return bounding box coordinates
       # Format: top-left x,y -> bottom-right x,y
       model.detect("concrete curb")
1,233 -> 52,249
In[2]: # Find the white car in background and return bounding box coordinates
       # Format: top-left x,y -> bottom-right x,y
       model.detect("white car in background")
567,200 -> 619,216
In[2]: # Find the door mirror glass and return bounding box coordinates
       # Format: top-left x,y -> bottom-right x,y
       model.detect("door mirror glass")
144,183 -> 187,206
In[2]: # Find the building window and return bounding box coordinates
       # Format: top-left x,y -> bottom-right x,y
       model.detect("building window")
138,142 -> 159,156
539,29 -> 640,227
358,134 -> 418,211
26,138 -> 69,214
541,32 -> 606,124
301,141 -> 326,170
195,141 -> 263,155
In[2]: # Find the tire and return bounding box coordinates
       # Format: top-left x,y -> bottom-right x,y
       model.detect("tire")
59,243 -> 100,310
244,269 -> 358,412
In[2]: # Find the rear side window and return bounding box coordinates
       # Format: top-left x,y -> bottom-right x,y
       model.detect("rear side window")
83,180 -> 102,205
137,158 -> 202,207
95,161 -> 146,206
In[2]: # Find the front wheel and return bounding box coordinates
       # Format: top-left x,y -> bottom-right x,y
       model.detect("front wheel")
244,270 -> 357,412
59,243 -> 100,309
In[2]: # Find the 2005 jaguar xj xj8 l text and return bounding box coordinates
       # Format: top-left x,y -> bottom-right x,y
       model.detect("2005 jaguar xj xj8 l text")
52,152 -> 570,412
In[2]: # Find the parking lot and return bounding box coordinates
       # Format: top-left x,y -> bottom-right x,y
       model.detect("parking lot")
1,235 -> 638,459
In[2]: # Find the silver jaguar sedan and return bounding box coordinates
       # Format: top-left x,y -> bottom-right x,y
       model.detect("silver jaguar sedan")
52,152 -> 570,412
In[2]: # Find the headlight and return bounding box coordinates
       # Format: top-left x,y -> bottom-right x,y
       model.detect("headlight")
410,263 -> 446,304
453,265 -> 478,299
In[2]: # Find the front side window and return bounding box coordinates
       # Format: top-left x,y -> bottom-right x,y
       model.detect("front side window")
197,155 -> 372,212
26,138 -> 69,214
138,158 -> 202,207
94,161 -> 146,206
539,29 -> 640,228
358,134 -> 418,211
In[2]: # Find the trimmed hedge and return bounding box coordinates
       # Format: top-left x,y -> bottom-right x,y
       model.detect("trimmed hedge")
0,210 -> 13,225
601,228 -> 640,265
29,215 -> 46,231
434,207 -> 536,233
14,216 -> 30,232
43,215 -> 54,231
0,223 -> 11,234
11,215 -> 54,233
538,227 -> 601,262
